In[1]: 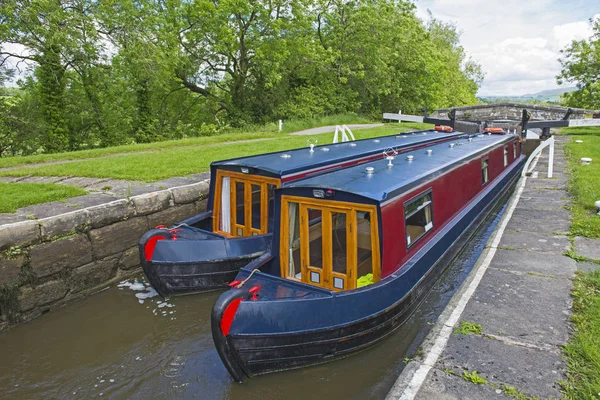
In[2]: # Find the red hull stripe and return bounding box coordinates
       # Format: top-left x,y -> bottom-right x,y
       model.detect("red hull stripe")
221,298 -> 243,336
144,236 -> 166,261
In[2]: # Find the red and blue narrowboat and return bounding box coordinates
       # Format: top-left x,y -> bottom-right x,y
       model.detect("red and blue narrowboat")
139,129 -> 467,297
211,133 -> 525,382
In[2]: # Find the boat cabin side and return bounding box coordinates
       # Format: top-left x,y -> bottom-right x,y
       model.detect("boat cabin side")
201,130 -> 466,240
266,135 -> 522,292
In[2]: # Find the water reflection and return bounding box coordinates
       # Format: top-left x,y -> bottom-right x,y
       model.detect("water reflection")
0,204 -> 506,400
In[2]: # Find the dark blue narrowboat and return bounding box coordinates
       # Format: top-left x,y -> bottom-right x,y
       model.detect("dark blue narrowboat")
211,133 -> 525,382
139,129 -> 467,297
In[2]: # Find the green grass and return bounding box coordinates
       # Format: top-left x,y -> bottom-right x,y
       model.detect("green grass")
454,321 -> 483,335
561,127 -> 600,238
0,123 -> 432,182
0,182 -> 87,213
0,114 -> 376,169
562,270 -> 600,399
462,370 -> 487,385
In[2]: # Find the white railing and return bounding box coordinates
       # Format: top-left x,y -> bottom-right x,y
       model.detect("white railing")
332,125 -> 356,143
522,136 -> 555,178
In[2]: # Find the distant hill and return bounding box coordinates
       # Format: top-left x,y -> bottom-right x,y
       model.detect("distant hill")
478,87 -> 576,104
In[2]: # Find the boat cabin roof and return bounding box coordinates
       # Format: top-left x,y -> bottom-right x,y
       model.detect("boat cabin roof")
211,130 -> 466,178
282,134 -> 516,203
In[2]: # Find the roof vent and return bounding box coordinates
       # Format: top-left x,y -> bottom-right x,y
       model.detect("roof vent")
426,149 -> 433,155
468,137 -> 473,142
309,143 -> 315,153
321,147 -> 330,152
373,139 -> 380,143
281,153 -> 291,159
449,143 -> 455,148
349,143 -> 357,147
396,135 -> 406,139
406,155 -> 414,162
422,132 -> 428,135
365,167 -> 375,174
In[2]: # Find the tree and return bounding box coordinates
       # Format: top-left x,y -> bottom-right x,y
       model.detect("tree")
558,16 -> 600,109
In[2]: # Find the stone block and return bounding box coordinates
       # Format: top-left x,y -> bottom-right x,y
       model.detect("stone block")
131,190 -> 172,215
0,220 -> 40,251
170,181 -> 209,205
70,256 -> 118,293
89,217 -> 148,259
119,247 -> 140,270
147,203 -> 197,228
195,198 -> 209,214
87,199 -> 136,229
19,280 -> 69,311
0,253 -> 25,286
38,209 -> 90,241
29,235 -> 93,278
574,236 -> 600,261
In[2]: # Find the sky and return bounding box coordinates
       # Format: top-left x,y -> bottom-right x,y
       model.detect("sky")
414,0 -> 599,96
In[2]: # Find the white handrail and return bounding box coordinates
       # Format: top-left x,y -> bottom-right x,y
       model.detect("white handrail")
522,136 -> 555,178
332,125 -> 356,143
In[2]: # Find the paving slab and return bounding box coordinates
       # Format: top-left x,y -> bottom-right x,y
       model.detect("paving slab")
492,248 -> 576,278
499,231 -> 570,253
56,177 -> 108,188
152,177 -> 200,188
438,334 -> 565,399
415,367 -> 507,400
460,268 -> 572,346
577,261 -> 600,272
574,236 -> 600,261
519,188 -> 569,201
505,207 -> 571,234
63,193 -> 120,209
16,201 -> 80,219
0,214 -> 29,225
513,197 -> 569,212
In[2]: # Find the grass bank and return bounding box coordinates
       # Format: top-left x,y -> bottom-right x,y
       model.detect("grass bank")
560,126 -> 600,399
0,123 -> 431,182
0,182 -> 87,213
562,270 -> 600,399
0,114 -> 374,169
562,126 -> 600,238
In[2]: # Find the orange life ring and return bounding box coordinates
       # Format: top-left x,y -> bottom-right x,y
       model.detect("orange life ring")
484,127 -> 504,133
434,125 -> 453,132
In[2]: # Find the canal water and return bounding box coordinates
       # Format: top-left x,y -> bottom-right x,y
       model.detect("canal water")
0,203 -> 507,400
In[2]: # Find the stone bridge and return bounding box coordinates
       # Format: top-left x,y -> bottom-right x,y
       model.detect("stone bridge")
431,102 -> 599,122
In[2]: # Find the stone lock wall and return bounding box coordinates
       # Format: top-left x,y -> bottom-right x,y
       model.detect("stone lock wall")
0,180 -> 210,330
431,103 -> 596,122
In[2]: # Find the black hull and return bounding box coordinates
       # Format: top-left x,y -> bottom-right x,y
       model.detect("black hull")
212,158 -> 524,381
139,228 -> 270,298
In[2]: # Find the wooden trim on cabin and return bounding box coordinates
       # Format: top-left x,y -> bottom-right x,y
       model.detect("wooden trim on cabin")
279,195 -> 380,291
212,169 -> 280,237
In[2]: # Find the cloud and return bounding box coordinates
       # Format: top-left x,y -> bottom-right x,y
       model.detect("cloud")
415,0 -> 598,96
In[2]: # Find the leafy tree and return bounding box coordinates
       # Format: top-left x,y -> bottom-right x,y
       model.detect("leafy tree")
558,16 -> 600,109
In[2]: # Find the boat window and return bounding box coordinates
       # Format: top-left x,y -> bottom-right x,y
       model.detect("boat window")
213,170 -> 281,237
404,191 -> 433,248
280,197 -> 380,292
504,146 -> 508,167
331,212 -> 348,290
308,209 -> 323,275
513,142 -> 517,158
482,158 -> 489,185
356,211 -> 374,288
286,202 -> 301,280
220,177 -> 231,233
251,184 -> 261,231
235,181 -> 245,236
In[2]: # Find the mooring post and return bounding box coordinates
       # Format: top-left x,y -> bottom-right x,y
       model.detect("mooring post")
278,119 -> 283,132
548,136 -> 554,178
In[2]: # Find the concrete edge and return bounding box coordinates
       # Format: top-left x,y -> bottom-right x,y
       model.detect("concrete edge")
385,175 -> 528,400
